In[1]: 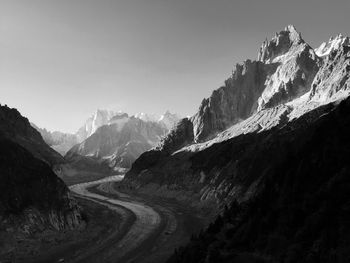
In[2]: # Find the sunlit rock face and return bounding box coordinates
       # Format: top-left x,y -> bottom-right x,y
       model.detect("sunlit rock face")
169,25 -> 320,143
125,25 -> 350,208
191,60 -> 275,142
310,44 -> 350,102
257,26 -> 320,111
315,34 -> 350,57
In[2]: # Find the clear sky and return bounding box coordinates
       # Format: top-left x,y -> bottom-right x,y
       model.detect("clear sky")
1,0 -> 349,133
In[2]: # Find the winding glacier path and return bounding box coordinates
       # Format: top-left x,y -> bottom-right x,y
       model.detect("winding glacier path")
69,175 -> 162,262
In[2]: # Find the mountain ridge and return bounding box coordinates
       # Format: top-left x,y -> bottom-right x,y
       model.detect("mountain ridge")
124,25 -> 350,204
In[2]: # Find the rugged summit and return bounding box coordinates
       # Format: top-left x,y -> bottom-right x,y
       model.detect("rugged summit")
190,25 -> 319,142
125,25 -> 350,208
123,25 -> 350,262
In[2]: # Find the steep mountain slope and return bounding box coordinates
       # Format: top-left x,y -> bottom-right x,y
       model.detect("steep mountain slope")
125,25 -> 349,191
122,25 -> 350,262
31,124 -> 78,156
190,25 -> 319,142
65,114 -> 168,171
0,104 -> 64,165
167,98 -> 350,262
0,138 -> 81,228
0,107 -> 81,259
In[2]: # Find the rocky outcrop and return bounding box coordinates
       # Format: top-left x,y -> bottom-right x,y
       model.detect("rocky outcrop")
315,34 -> 350,57
157,117 -> 194,154
191,60 -> 274,141
0,104 -> 64,165
310,44 -> 350,102
257,25 -> 303,62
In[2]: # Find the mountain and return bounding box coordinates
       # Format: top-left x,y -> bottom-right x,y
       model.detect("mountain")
31,124 -> 79,156
76,109 -> 117,142
0,105 -> 81,257
34,110 -> 180,157
126,23 -> 350,209
134,112 -> 160,122
315,34 -> 350,57
0,104 -> 64,165
122,26 -> 350,262
33,110 -> 122,156
167,98 -> 350,262
65,114 -> 169,173
159,111 -> 181,130
135,111 -> 181,130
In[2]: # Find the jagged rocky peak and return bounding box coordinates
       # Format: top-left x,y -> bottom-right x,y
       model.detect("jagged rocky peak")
159,26 -> 322,144
76,109 -> 116,142
191,59 -> 271,142
310,43 -> 350,102
315,33 -> 350,57
258,25 -> 304,63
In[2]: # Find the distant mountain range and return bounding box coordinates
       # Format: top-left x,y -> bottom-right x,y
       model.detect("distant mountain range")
33,110 -> 180,156
32,109 -> 180,179
68,111 -> 179,170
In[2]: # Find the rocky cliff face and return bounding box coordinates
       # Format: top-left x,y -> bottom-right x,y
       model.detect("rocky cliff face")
190,25 -> 319,143
0,104 -> 64,165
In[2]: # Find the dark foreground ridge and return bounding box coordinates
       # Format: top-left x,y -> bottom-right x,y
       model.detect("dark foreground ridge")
166,97 -> 350,262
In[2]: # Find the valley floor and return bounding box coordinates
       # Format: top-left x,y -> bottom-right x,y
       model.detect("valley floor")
4,175 -> 207,263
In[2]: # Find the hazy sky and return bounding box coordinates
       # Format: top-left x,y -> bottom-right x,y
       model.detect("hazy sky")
1,0 -> 349,133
